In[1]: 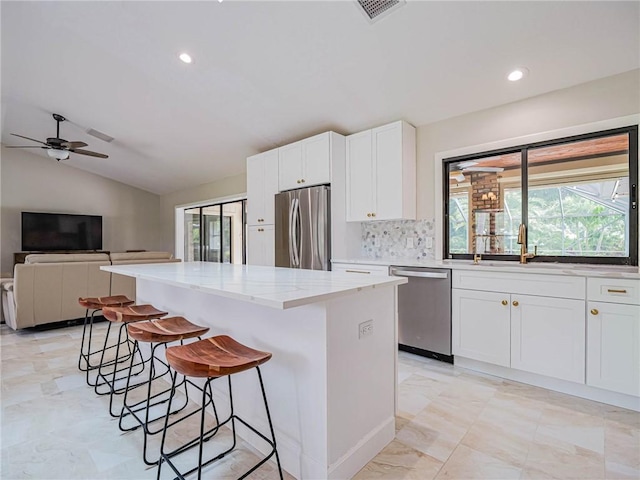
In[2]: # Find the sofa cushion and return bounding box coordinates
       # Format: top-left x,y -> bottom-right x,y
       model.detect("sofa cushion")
25,253 -> 110,264
109,252 -> 173,262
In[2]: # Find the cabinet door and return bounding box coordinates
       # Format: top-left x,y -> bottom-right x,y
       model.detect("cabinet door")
511,294 -> 585,383
278,142 -> 303,191
346,130 -> 373,222
302,133 -> 330,187
587,301 -> 640,396
452,288 -> 511,366
247,150 -> 278,226
247,225 -> 275,266
372,122 -> 403,221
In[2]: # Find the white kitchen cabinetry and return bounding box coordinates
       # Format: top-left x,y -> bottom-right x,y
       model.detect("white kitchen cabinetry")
511,294 -> 585,383
452,288 -> 511,367
278,132 -> 331,191
246,150 -> 278,266
346,121 -> 416,222
452,270 -> 586,383
247,150 -> 279,226
247,225 -> 275,266
587,278 -> 640,396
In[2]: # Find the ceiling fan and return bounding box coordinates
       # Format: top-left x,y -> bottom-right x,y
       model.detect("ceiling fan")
6,113 -> 108,160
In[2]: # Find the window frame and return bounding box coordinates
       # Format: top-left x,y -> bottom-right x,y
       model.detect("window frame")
443,125 -> 638,266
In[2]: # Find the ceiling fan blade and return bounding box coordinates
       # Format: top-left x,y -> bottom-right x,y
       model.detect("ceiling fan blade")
11,133 -> 49,146
69,148 -> 109,159
4,145 -> 45,148
61,141 -> 88,149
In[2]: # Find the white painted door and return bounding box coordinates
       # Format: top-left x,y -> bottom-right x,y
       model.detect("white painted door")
511,294 -> 585,383
247,224 -> 275,266
452,288 -> 511,367
373,122 -> 402,221
587,301 -> 640,396
278,142 -> 303,191
302,133 -> 330,187
247,150 -> 278,226
346,129 -> 373,222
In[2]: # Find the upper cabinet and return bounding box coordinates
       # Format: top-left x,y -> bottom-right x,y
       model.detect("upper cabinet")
247,149 -> 279,226
346,120 -> 416,222
278,132 -> 331,191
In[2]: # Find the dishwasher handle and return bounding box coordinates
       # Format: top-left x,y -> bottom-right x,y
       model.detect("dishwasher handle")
390,268 -> 449,279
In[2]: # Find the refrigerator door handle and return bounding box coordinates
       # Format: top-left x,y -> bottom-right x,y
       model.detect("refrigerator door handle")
316,190 -> 325,268
288,198 -> 296,267
292,198 -> 300,267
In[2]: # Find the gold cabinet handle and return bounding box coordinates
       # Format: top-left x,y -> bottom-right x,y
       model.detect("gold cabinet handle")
297,180 -> 301,184
501,300 -> 508,306
371,213 -> 376,217
301,179 -> 305,183
607,289 -> 627,294
367,213 -> 372,217
512,300 -> 519,307
591,308 -> 599,315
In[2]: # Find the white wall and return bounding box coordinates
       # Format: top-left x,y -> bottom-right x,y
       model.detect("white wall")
416,69 -> 640,220
158,172 -> 247,255
0,148 -> 162,276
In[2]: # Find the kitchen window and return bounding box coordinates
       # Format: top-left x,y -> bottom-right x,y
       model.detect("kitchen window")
443,126 -> 638,265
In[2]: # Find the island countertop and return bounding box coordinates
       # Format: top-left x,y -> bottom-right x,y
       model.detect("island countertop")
102,261 -> 407,310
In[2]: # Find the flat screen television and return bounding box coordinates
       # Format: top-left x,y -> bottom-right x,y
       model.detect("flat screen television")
21,212 -> 103,251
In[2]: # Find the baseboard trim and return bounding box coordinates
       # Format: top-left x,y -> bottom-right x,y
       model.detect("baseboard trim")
455,356 -> 640,412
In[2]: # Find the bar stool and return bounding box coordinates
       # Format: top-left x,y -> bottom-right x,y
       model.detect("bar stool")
77,295 -> 135,386
119,316 -> 210,465
157,335 -> 283,480
98,304 -> 168,417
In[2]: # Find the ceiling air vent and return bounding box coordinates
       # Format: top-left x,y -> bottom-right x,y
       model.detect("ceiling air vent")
356,0 -> 405,23
86,128 -> 114,143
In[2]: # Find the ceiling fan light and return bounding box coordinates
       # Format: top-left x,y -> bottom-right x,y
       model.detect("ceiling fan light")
47,148 -> 69,160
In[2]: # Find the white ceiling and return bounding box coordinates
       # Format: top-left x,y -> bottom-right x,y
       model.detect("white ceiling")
1,1 -> 638,195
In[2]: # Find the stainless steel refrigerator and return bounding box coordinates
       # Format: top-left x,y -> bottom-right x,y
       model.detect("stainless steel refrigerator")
275,185 -> 331,271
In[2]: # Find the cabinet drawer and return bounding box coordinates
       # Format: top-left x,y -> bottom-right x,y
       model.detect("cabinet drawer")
332,263 -> 389,276
587,278 -> 640,305
452,270 -> 585,300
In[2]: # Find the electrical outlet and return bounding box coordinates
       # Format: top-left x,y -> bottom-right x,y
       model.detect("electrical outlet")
406,237 -> 414,248
359,320 -> 373,339
426,236 -> 433,248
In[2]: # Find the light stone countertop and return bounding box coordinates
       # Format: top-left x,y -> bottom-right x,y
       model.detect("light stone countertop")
331,257 -> 640,279
102,261 -> 407,310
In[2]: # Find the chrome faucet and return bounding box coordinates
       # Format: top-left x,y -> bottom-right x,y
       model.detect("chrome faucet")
517,223 -> 537,264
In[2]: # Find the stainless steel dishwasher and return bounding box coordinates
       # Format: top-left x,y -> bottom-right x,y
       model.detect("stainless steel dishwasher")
390,266 -> 453,363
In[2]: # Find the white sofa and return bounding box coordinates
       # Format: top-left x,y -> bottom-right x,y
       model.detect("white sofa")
2,252 -> 180,330
110,251 -> 181,301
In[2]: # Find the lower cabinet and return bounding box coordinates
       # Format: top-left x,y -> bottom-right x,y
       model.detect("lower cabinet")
452,271 -> 586,384
452,289 -> 511,367
247,225 -> 274,266
511,294 -> 585,383
587,301 -> 640,396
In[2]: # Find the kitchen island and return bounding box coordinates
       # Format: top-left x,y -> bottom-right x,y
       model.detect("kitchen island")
101,262 -> 406,480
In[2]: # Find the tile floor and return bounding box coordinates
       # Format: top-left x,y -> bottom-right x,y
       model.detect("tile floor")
1,322 -> 638,479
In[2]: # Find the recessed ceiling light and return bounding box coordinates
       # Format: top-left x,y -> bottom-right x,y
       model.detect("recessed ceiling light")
507,67 -> 528,82
179,53 -> 192,64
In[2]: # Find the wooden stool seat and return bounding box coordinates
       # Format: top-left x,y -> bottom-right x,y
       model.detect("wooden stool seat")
127,316 -> 209,344
78,295 -> 134,310
166,335 -> 272,378
102,304 -> 168,323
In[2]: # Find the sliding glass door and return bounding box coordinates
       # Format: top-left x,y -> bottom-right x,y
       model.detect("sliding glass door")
184,200 -> 246,264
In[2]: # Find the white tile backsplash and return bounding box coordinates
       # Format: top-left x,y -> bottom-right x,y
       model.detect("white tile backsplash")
361,219 -> 435,260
